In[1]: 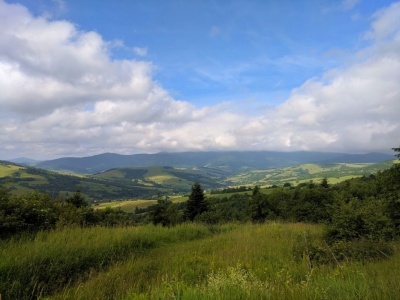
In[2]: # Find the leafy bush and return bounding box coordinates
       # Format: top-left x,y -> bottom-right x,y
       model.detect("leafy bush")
0,188 -> 59,238
326,197 -> 395,242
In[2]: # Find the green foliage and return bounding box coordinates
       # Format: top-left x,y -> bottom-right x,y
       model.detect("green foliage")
249,186 -> 273,223
326,197 -> 395,242
184,182 -> 210,221
0,185 -> 136,238
208,193 -> 250,223
210,185 -> 251,194
320,177 -> 329,188
149,196 -> 182,227
0,188 -> 59,239
65,190 -> 88,208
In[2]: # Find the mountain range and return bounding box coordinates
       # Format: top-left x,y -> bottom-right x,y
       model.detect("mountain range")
28,151 -> 394,174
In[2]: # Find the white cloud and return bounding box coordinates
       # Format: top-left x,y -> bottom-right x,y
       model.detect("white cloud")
365,2 -> 400,41
0,0 -> 399,159
133,47 -> 147,57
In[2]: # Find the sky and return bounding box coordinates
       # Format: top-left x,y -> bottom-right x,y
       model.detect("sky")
0,0 -> 399,160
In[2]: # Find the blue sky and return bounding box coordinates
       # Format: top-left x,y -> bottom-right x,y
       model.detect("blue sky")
1,0 -> 400,159
13,0 -> 392,106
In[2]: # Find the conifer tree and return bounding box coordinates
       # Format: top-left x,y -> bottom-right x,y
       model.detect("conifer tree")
184,182 -> 209,221
65,190 -> 88,208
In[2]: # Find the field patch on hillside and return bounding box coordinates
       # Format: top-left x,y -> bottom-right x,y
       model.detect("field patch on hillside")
95,199 -> 158,212
228,160 -> 395,187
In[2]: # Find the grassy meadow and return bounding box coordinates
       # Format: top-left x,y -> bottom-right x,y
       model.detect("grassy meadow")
1,222 -> 399,299
95,196 -> 189,213
95,199 -> 158,212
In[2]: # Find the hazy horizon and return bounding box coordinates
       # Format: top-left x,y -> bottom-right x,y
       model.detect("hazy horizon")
3,149 -> 396,162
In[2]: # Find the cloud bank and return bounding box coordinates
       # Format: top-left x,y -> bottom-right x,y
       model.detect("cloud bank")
0,0 -> 399,159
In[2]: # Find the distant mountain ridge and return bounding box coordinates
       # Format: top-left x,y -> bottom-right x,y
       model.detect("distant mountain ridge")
35,151 -> 395,174
319,152 -> 393,164
9,157 -> 41,166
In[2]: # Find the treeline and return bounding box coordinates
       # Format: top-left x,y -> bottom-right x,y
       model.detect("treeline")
210,185 -> 252,194
0,189 -> 135,239
149,164 -> 400,231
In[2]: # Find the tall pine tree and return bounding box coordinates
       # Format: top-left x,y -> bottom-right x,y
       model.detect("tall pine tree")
184,182 -> 209,221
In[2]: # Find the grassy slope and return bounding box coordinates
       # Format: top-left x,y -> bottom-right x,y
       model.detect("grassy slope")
0,163 -> 49,195
95,195 -> 189,213
228,160 -> 396,187
42,223 -> 400,300
95,199 -> 158,212
0,164 -> 206,201
0,163 -> 120,198
93,166 -> 224,191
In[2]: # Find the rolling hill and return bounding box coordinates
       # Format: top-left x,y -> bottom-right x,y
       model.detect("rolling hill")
92,166 -> 225,192
35,151 -> 394,174
0,162 -> 224,201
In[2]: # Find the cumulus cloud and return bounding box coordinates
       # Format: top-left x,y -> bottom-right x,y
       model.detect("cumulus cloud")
0,0 -> 399,159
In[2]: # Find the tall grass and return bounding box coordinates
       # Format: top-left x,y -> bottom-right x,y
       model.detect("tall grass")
0,223 -> 232,300
51,223 -> 314,299
51,222 -> 400,300
2,222 -> 399,299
